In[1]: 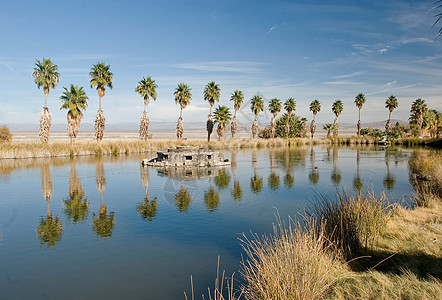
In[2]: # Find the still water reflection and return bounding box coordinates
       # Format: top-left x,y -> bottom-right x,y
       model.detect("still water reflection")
0,146 -> 416,299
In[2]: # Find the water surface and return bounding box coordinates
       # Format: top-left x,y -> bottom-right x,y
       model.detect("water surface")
0,146 -> 415,299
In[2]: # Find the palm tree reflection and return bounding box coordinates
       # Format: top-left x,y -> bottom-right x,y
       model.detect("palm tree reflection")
37,164 -> 63,247
353,148 -> 363,193
308,148 -> 319,185
268,150 -> 280,190
383,150 -> 396,190
92,161 -> 115,238
175,184 -> 192,212
204,180 -> 220,212
331,146 -> 341,186
63,162 -> 89,224
231,152 -> 243,201
250,150 -> 263,194
137,166 -> 158,221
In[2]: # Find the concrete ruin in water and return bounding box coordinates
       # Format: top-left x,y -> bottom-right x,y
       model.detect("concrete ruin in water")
142,146 -> 230,167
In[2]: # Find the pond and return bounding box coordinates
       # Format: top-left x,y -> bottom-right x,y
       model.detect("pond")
0,146 -> 416,299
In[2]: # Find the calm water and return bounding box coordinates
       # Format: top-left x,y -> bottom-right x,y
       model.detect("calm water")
0,146 -> 415,299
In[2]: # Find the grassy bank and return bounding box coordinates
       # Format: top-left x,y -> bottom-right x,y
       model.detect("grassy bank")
1,137 -> 440,159
215,151 -> 441,300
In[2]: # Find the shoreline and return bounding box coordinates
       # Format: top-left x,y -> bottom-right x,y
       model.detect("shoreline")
0,136 -> 440,160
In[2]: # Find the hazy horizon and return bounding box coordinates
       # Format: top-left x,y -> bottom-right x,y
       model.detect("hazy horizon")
1,0 -> 441,127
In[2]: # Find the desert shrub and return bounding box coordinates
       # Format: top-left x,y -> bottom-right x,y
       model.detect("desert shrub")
0,126 -> 12,142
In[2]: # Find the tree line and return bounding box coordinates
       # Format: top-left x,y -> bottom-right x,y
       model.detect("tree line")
32,58 -> 441,144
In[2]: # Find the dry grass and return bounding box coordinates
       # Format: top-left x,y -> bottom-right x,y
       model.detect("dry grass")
310,191 -> 392,259
240,217 -> 349,300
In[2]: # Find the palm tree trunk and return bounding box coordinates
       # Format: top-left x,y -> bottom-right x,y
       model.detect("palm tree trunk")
99,95 -> 102,111
357,109 -> 361,136
44,88 -> 49,108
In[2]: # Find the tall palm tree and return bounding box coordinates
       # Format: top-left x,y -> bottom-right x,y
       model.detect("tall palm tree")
332,100 -> 343,137
32,58 -> 60,144
90,62 -> 113,141
309,99 -> 321,138
174,83 -> 192,140
204,81 -> 221,142
433,0 -> 442,37
354,93 -> 366,136
230,90 -> 244,139
250,95 -> 264,138
268,98 -> 282,138
59,85 -> 88,144
135,76 -> 157,140
213,105 -> 232,141
284,98 -> 296,138
385,95 -> 398,132
409,98 -> 427,130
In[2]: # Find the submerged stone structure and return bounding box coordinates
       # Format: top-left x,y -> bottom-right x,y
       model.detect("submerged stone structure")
142,146 -> 230,167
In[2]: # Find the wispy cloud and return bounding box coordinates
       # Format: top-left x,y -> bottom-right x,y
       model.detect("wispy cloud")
385,81 -> 397,86
0,60 -> 18,75
332,71 -> 365,79
324,80 -> 363,85
379,48 -> 388,54
268,25 -> 278,33
174,61 -> 265,73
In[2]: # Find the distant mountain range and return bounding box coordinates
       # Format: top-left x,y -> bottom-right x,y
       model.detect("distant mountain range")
4,119 -> 407,133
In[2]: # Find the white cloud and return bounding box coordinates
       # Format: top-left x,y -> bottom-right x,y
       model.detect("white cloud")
385,81 -> 397,86
332,71 -> 365,79
268,25 -> 278,33
174,61 -> 265,73
379,48 -> 388,54
324,80 -> 363,85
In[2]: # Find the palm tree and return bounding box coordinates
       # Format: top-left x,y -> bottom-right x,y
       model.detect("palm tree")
90,62 -> 113,141
409,98 -> 427,130
433,1 -> 442,37
323,123 -> 335,138
354,93 -> 366,136
174,83 -> 192,140
213,105 -> 232,141
332,100 -> 343,137
268,98 -> 282,138
284,98 -> 296,138
250,95 -> 264,138
309,99 -> 321,138
204,81 -> 221,142
230,90 -> 244,138
32,58 -> 60,144
135,76 -> 157,140
384,95 -> 398,132
59,85 -> 88,144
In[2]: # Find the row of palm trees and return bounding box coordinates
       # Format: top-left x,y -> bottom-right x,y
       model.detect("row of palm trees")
33,58 -> 412,143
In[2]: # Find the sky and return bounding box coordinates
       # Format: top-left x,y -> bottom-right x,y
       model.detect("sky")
0,0 -> 441,127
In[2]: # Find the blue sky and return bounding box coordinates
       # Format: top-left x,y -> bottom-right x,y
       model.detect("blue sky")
0,0 -> 441,126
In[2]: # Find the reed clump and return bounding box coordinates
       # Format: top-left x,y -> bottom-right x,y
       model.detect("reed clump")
310,191 -> 392,259
240,217 -> 349,300
0,126 -> 12,143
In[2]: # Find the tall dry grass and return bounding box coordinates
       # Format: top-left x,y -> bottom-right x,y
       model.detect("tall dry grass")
240,217 -> 349,300
310,191 -> 392,258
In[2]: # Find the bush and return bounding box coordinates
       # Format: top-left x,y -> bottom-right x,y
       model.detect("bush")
0,126 -> 12,142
